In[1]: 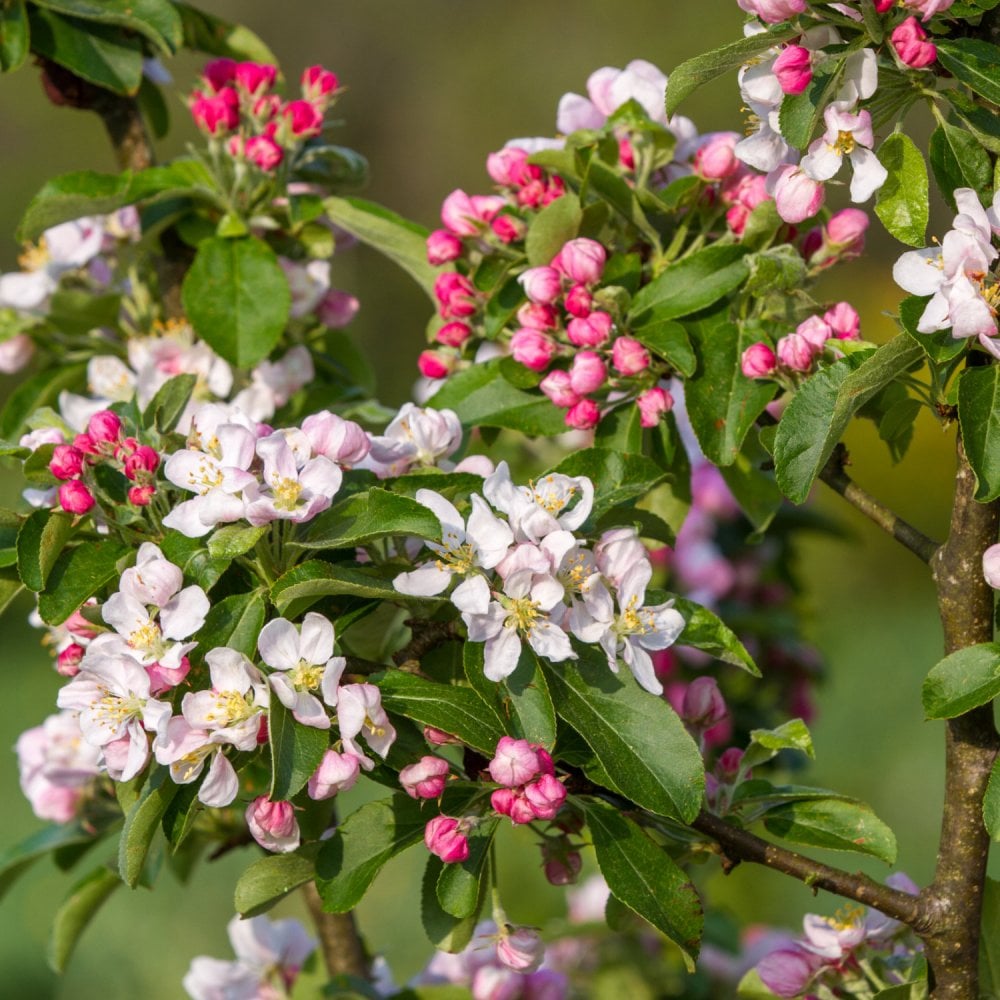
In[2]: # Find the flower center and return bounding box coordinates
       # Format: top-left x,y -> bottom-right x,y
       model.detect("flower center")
833,130 -> 856,156
530,476 -> 576,515
504,596 -> 540,633
18,237 -> 49,271
436,540 -> 476,575
204,689 -> 254,725
616,596 -> 655,637
93,691 -> 142,729
128,620 -> 167,659
187,458 -> 224,494
290,660 -> 324,691
272,476 -> 303,511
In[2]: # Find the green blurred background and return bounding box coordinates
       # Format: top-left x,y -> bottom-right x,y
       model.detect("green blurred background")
0,1 -> 971,995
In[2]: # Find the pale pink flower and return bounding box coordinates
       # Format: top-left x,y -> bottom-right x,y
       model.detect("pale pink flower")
244,432 -> 342,526
800,104 -> 887,204
496,926 -> 545,973
246,796 -> 300,853
484,461 -> 594,543
768,164 -> 825,224
400,755 -> 450,799
337,683 -> 397,760
737,0 -> 807,23
307,749 -> 361,799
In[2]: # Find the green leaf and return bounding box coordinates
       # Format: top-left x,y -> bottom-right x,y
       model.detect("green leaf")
665,25 -> 798,116
898,295 -> 966,365
875,132 -> 929,248
173,2 -> 277,63
540,643 -> 704,820
0,823 -> 102,904
436,818 -> 497,919
324,196 -> 436,299
774,337 -> 922,504
269,699 -> 330,801
630,319 -> 696,377
464,644 -> 557,747
118,766 -> 178,888
546,448 -> 667,523
718,436 -> 783,534
196,590 -> 266,660
160,779 -> 204,849
270,561 -> 401,616
142,373 -> 197,433
984,756 -> 1000,841
628,246 -> 748,325
949,90 -> 1000,155
959,365 -> 1000,503
159,531 -> 229,592
0,362 -> 85,438
421,856 -> 483,953
981,878 -> 1000,996
778,61 -> 845,150
182,236 -> 291,369
299,489 -> 441,550
672,598 -> 759,675
28,7 -> 143,95
743,719 -> 814,770
584,800 -> 703,966
922,643 -> 1000,720
744,246 -> 807,295
48,866 -> 121,973
928,122 -> 993,211
37,540 -> 129,625
316,794 -> 430,912
762,797 -> 897,863
206,524 -> 266,561
429,359 -> 566,436
525,194 -> 582,267
376,670 -> 504,755
582,159 -> 660,247
17,508 -> 74,592
235,849 -> 317,918
936,38 -> 1000,107
685,313 -> 777,467
32,0 -> 182,53
0,0 -> 29,72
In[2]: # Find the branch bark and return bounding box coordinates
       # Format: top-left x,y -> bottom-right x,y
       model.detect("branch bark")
302,881 -> 371,981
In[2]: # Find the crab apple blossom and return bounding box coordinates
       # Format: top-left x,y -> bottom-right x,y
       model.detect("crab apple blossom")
182,647 -> 268,748
566,311 -> 612,347
244,134 -> 283,171
563,283 -> 592,318
365,402 -> 463,476
568,351 -> 607,394
418,349 -> 454,379
736,0 -> 807,23
552,238 -> 606,285
892,16 -> 937,67
540,370 -> 580,409
611,336 -> 649,376
426,228 -> 463,264
246,796 -> 300,853
308,748 -> 362,800
800,104 -> 888,204
694,131 -> 741,180
905,0 -> 955,19
518,266 -> 562,305
636,386 -> 673,427
511,328 -> 557,372
485,461 -> 594,543
154,718 -> 240,807
425,815 -> 470,864
777,331 -> 817,373
245,432 -> 343,526
489,736 -> 543,787
768,164 -> 824,224
772,45 -> 812,95
497,926 -> 545,973
337,683 -> 397,760
399,755 -> 451,798
741,342 -> 778,378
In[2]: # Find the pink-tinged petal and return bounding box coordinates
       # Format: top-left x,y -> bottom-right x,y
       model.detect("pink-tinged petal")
155,716 -> 207,767
757,948 -> 823,998
298,456 -> 343,497
163,450 -> 220,493
102,593 -> 150,638
893,247 -> 943,296
483,628 -> 522,681
916,291 -> 952,334
161,585 -> 210,640
199,750 -> 239,807
622,642 -> 662,695
800,141 -> 842,182
299,612 -> 335,664
618,561 -> 653,609
321,657 -> 346,707
335,685 -> 367,740
532,575 -> 566,612
415,488 -> 464,542
467,494 -> 514,567
196,489 -> 246,525
118,719 -> 151,781
258,618 -> 302,670
451,575 -> 491,615
394,563 -> 453,597
162,498 -> 214,537
205,647 -> 256,693
257,433 -> 298,482
120,557 -> 182,607
528,621 -> 576,663
291,691 -> 331,729
556,92 -> 603,134
217,424 -> 257,469
464,603 -> 506,643
141,697 -> 173,740
978,332 -> 1000,360
847,147 -> 888,203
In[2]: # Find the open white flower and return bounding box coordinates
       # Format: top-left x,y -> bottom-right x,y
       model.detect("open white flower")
800,103 -> 887,204
182,647 -> 268,749
244,432 -> 342,526
154,717 -> 240,807
484,461 -> 594,543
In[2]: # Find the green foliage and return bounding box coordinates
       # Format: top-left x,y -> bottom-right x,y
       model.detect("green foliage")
16,508 -> 74,592
268,700 -> 330,801
32,0 -> 182,53
525,192 -> 582,266
0,0 -> 29,72
172,2 -> 278,63
118,766 -> 177,889
762,797 -> 898,864
195,591 -> 266,659
37,539 -> 130,625
958,364 -> 1000,502
928,121 -> 993,211
922,643 -> 1000,719
743,719 -> 815,770
142,373 -> 197,434
234,850 -> 318,919
48,865 -> 121,973
671,597 -> 760,675
299,489 -> 442,550
421,856 -> 483,953
778,60 -> 845,150
435,818 -> 497,919
935,38 -> 1000,107
875,133 -> 929,247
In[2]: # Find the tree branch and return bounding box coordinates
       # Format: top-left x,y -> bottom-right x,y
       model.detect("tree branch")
692,810 -> 930,930
302,881 -> 371,981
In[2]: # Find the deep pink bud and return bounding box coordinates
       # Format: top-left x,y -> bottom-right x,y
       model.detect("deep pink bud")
245,135 -> 284,172
875,0 -> 893,9
59,480 -> 95,515
892,16 -> 937,67
56,643 -> 85,677
796,315 -> 833,349
190,88 -> 240,135
400,755 -> 451,799
424,815 -> 469,863
308,749 -> 361,799
569,351 -> 607,395
826,208 -> 869,251
128,485 -> 155,506
543,847 -> 582,886
777,332 -> 816,372
770,164 -> 824,224
510,329 -> 556,372
123,446 -> 160,480
489,736 -> 541,787
282,99 -> 324,138
491,787 -> 537,825
146,655 -> 191,696
252,94 -> 282,121
49,444 -> 84,480
611,336 -> 650,376
741,342 -> 778,378
523,773 -> 567,820
65,607 -> 99,639
491,215 -> 524,244
434,272 -> 477,319
637,387 -> 673,428
566,311 -> 612,347
824,301 -> 861,340
518,266 -> 562,305
517,301 -> 559,330
534,746 -> 555,776
426,229 -> 463,265
757,949 -> 825,998
441,190 -> 484,237
681,677 -> 728,729
234,62 -> 277,96
540,370 -> 580,409
736,0 -> 807,24
772,45 -> 812,95
301,65 -> 339,103
694,132 -> 741,181
436,321 -> 472,348
553,238 -> 606,285
424,726 -> 461,746
88,410 -> 122,444
716,747 -> 746,782
487,147 -> 532,187
246,796 -> 300,853
565,398 -> 600,430
202,58 -> 237,92
497,926 -> 545,973
564,283 -> 593,318
418,350 -> 455,379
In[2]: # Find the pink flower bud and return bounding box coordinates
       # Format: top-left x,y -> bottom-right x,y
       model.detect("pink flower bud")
317,289 -> 360,329
725,174 -> 771,236
636,386 -> 673,428
517,302 -> 559,331
535,746 -> 555,776
128,485 -> 155,506
245,135 -> 284,172
491,215 -> 524,244
553,238 -> 606,285
523,773 -> 567,821
497,926 -> 545,973
565,398 -> 600,430
426,229 -> 463,265
540,370 -> 581,409
518,266 -> 562,305
190,88 -> 240,135
0,333 -> 33,373
716,747 -> 746,782
441,190 -> 485,237
59,480 -> 95,515
301,65 -> 339,104
234,61 -> 277,96
434,272 -> 477,319
826,208 -> 869,251
741,342 -> 778,379
769,164 -> 824,225
145,655 -> 191,696
49,445 -> 85,480
399,755 -> 450,799
694,132 -> 741,181
202,58 -> 237,92
489,736 -> 542,787
308,749 -> 361,799
905,0 -> 955,23
564,283 -> 593,318
543,847 -> 582,886
510,329 -> 556,372
418,350 -> 455,380
618,135 -> 636,170
123,446 -> 160,480
796,315 -> 833,349
252,94 -> 281,121
436,321 -> 472,348
56,643 -> 85,677
424,726 -> 461,746
984,543 -> 1000,589
892,16 -> 937,68
777,332 -> 816,373
424,815 -> 469,863
824,301 -> 861,340
491,787 -> 537,825
72,433 -> 98,456
487,147 -> 532,187
246,796 -> 300,853
681,677 -> 728,729
65,608 -> 99,639
611,336 -> 650,376
772,45 -> 812,95
736,0 -> 807,24
88,410 -> 122,444
282,99 -> 324,138
568,351 -> 607,395
875,0 -> 894,9
566,311 -> 612,347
